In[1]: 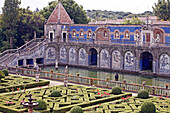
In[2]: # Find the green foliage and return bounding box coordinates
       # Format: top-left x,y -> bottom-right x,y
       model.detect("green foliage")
49,90 -> 61,97
87,10 -> 154,22
141,101 -> 156,113
34,100 -> 47,110
2,69 -> 8,76
123,17 -> 144,24
70,106 -> 83,113
137,89 -> 149,99
111,86 -> 122,95
0,70 -> 5,83
1,0 -> 20,48
153,0 -> 170,21
39,0 -> 89,24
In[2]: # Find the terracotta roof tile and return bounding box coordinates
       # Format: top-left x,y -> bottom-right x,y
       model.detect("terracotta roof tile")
47,2 -> 73,24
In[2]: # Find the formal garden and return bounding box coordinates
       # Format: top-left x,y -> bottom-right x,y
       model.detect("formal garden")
0,69 -> 169,113
0,69 -> 49,93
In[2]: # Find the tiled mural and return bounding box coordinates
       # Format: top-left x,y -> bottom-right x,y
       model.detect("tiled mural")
45,47 -> 56,63
112,50 -> 121,69
78,48 -> 88,66
124,51 -> 134,71
60,47 -> 67,63
69,48 -> 77,65
159,54 -> 170,74
100,49 -> 110,68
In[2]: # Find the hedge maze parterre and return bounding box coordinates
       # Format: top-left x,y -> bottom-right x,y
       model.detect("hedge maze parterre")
82,96 -> 170,113
0,75 -> 50,93
0,84 -> 132,113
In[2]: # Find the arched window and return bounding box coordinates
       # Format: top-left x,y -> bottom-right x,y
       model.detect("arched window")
134,30 -> 140,41
87,30 -> 92,38
104,30 -> 108,38
153,28 -> 165,43
72,30 -> 76,37
114,30 -> 120,39
80,29 -> 84,38
124,30 -> 130,39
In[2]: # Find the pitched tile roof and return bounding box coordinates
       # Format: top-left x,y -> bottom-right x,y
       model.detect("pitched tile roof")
47,1 -> 73,24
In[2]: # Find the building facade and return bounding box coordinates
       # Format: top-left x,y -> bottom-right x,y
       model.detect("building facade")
1,1 -> 170,76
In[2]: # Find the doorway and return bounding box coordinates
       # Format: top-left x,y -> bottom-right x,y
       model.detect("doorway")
140,52 -> 153,72
89,48 -> 97,65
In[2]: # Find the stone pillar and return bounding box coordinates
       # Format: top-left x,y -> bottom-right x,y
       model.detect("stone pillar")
23,59 -> 27,67
140,31 -> 143,46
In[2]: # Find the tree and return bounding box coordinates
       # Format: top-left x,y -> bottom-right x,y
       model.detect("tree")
123,17 -> 144,24
153,0 -> 170,21
17,7 -> 45,46
1,0 -> 21,48
39,0 -> 89,24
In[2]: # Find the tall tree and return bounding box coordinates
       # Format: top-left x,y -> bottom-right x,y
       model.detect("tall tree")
39,0 -> 89,24
153,0 -> 170,21
17,7 -> 45,46
1,0 -> 20,48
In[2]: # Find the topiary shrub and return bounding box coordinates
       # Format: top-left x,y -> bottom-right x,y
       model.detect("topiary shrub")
111,86 -> 122,95
70,106 -> 83,113
0,70 -> 5,83
141,101 -> 156,113
137,89 -> 149,99
2,69 -> 9,76
49,90 -> 61,97
34,100 -> 47,110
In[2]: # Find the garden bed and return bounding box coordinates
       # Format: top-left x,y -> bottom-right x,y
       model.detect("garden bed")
0,74 -> 50,93
0,84 -> 131,113
81,96 -> 170,113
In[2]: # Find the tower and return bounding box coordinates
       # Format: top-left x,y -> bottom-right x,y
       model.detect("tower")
45,0 -> 73,43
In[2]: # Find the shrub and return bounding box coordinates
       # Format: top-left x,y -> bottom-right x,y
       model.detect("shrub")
0,70 -> 5,82
2,69 -> 9,76
49,90 -> 61,97
111,86 -> 122,95
137,89 -> 149,99
70,106 -> 83,113
34,100 -> 47,110
141,101 -> 156,113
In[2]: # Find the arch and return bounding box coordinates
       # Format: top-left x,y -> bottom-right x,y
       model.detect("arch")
79,29 -> 84,38
87,29 -> 92,38
95,27 -> 110,40
124,51 -> 134,70
89,48 -> 97,65
69,47 -> 76,65
124,29 -> 130,39
159,53 -> 170,74
153,28 -> 165,43
60,47 -> 67,63
140,51 -> 153,71
79,48 -> 88,66
72,29 -> 77,38
114,29 -> 120,39
100,49 -> 110,68
112,50 -> 121,69
134,30 -> 141,41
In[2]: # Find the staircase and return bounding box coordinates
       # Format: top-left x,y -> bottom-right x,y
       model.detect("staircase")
0,38 -> 47,66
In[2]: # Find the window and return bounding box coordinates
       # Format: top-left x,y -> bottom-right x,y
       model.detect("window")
49,31 -> 54,42
87,30 -> 92,38
114,30 -> 120,39
72,30 -> 76,37
104,30 -> 108,38
80,29 -> 84,38
124,30 -> 130,39
134,30 -> 140,41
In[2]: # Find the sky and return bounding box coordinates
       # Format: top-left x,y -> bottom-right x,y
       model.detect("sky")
0,0 -> 158,14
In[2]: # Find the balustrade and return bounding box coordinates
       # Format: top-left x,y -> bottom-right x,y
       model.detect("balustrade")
4,66 -> 170,97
